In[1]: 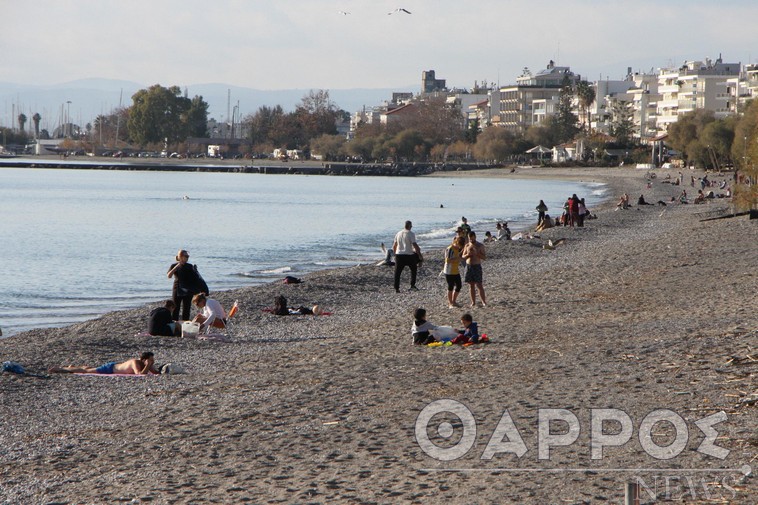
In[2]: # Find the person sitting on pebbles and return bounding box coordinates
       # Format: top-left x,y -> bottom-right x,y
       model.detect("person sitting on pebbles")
450,313 -> 485,345
49,352 -> 158,375
192,293 -> 227,330
411,307 -> 439,345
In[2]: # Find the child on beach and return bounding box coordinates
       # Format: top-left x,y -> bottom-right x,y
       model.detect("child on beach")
442,236 -> 464,309
49,352 -> 158,375
411,308 -> 439,345
451,314 -> 480,345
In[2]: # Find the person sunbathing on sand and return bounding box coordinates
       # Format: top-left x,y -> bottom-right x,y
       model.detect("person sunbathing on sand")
49,352 -> 158,375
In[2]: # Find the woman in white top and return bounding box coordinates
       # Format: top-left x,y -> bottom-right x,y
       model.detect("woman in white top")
192,293 -> 227,329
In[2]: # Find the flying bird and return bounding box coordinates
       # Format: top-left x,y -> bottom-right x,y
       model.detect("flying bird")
389,8 -> 411,15
338,10 -> 350,15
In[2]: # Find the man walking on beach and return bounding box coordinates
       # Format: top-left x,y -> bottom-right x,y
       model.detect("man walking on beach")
393,220 -> 422,292
462,231 -> 487,307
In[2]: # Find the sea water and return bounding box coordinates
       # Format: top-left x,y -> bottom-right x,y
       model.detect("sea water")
0,167 -> 607,336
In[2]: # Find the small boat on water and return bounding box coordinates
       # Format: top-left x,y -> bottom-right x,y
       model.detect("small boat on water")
0,151 -> 16,158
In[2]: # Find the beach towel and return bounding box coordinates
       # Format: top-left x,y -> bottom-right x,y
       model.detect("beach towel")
72,373 -> 150,378
197,333 -> 232,343
263,307 -> 332,316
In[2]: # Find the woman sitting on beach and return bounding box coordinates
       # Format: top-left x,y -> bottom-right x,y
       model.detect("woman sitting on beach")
49,352 -> 158,375
536,214 -> 554,232
192,293 -> 227,330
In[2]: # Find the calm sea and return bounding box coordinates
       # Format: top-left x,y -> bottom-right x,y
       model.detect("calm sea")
0,167 -> 606,336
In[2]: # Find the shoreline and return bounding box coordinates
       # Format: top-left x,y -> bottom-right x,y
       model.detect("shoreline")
1,166 -> 755,504
0,166 -> 611,338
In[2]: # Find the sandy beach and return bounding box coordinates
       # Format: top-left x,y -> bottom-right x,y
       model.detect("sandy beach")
1,166 -> 756,504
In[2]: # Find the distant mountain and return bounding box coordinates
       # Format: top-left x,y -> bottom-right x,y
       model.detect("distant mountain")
0,79 -> 417,130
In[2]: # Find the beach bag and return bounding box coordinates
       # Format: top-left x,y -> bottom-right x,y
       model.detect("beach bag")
274,295 -> 289,316
160,363 -> 185,375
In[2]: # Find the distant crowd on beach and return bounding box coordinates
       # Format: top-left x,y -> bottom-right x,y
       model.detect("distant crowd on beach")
386,188 -> 599,347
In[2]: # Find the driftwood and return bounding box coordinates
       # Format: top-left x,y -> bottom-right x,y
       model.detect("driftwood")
699,211 -> 750,222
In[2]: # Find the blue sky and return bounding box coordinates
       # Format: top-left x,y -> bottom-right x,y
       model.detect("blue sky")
2,0 -> 756,90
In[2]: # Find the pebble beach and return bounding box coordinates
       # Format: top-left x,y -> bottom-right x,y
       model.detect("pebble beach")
1,166 -> 756,504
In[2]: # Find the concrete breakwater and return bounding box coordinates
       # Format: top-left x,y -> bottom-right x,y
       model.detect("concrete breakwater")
0,156 -> 501,176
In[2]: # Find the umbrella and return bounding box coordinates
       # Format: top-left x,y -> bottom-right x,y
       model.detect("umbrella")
526,145 -> 551,154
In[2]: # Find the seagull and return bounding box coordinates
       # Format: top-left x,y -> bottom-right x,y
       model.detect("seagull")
389,8 -> 411,14
338,10 -> 350,15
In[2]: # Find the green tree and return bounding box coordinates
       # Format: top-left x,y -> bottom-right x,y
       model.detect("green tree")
525,117 -> 561,148
17,113 -> 27,132
310,133 -> 346,160
464,118 -> 480,144
668,110 -> 715,165
552,77 -> 580,143
701,117 -> 736,167
731,99 -> 758,209
473,126 -> 518,162
296,89 -> 339,142
244,105 -> 285,146
608,100 -> 635,146
345,134 -> 379,161
186,96 -> 209,138
575,80 -> 596,131
128,85 -> 208,146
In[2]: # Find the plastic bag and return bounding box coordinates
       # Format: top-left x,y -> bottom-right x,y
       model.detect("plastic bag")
430,326 -> 458,342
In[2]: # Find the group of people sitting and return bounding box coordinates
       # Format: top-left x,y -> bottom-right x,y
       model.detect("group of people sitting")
148,292 -> 228,337
411,308 -> 487,346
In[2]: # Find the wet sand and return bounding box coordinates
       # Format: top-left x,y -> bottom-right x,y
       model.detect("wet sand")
1,166 -> 756,504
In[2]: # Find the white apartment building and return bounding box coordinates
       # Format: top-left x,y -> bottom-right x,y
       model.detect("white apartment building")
589,71 -> 660,140
494,61 -> 579,132
655,57 -> 740,131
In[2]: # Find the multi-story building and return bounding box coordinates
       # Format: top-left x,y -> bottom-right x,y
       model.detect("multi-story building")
494,61 -> 579,132
655,56 -> 740,131
422,70 -> 447,94
589,70 -> 659,140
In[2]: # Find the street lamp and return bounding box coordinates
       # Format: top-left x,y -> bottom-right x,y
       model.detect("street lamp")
66,101 -> 72,138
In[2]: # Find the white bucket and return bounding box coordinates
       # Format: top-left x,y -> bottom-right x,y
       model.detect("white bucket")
181,321 -> 200,338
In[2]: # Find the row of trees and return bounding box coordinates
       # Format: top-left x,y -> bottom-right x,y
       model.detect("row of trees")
242,90 -> 349,154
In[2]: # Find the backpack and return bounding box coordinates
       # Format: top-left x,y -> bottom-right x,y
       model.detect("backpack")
274,295 -> 289,316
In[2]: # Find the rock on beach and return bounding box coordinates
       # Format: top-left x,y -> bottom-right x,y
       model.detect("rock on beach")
1,167 -> 756,504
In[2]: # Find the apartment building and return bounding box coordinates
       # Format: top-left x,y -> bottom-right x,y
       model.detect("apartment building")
655,56 -> 740,131
494,61 -> 579,132
589,71 -> 659,140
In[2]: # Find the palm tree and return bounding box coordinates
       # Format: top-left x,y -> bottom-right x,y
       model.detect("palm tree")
32,113 -> 41,139
575,81 -> 596,132
17,113 -> 27,132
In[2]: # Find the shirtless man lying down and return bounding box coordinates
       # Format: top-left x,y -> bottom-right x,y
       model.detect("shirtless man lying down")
49,352 -> 158,375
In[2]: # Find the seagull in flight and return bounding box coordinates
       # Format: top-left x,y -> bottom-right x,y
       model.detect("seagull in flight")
338,10 -> 350,15
389,8 -> 411,15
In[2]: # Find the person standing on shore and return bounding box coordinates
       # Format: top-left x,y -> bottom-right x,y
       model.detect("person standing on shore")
536,200 -> 548,226
393,221 -> 422,292
460,216 -> 471,237
167,249 -> 207,321
462,231 -> 487,308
